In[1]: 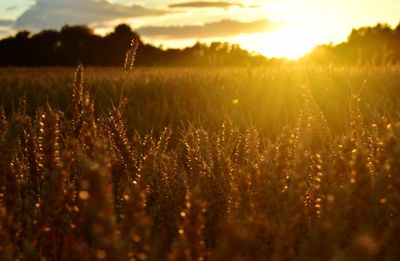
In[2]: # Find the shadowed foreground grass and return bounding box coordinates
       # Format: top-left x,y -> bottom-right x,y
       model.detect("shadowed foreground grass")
1,66 -> 400,260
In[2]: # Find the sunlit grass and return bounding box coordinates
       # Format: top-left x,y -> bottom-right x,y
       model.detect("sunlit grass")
1,65 -> 400,260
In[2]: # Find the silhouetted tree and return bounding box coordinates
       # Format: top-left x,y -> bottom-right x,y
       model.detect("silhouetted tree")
305,22 -> 400,65
0,23 -> 270,67
58,25 -> 96,65
30,30 -> 60,66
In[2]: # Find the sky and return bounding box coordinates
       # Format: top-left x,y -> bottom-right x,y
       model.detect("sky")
0,0 -> 399,59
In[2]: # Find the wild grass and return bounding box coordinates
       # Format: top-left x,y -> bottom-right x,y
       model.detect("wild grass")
0,63 -> 400,260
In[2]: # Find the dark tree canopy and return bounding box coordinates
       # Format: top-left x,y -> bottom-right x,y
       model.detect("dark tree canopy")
2,22 -> 400,66
305,22 -> 400,65
0,24 -> 270,67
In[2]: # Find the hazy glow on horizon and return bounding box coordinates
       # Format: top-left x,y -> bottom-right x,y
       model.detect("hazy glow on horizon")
1,0 -> 399,59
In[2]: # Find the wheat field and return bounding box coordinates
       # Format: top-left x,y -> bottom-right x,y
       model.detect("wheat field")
1,64 -> 400,260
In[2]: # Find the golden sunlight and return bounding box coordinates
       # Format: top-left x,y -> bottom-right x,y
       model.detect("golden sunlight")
236,25 -> 338,59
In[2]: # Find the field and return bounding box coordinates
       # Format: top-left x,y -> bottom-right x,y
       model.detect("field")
1,65 -> 400,260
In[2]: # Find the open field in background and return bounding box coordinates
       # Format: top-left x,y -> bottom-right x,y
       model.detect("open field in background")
2,66 -> 400,135
1,66 -> 400,260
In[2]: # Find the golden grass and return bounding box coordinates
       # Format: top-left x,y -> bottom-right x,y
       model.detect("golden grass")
0,63 -> 400,260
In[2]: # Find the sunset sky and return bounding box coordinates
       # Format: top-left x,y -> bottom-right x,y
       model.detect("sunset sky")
0,0 -> 399,58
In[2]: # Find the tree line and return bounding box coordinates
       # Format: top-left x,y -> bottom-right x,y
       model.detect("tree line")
1,22 -> 400,66
304,22 -> 400,65
0,24 -> 272,67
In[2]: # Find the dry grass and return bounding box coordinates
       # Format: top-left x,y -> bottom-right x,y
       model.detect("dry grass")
0,63 -> 400,260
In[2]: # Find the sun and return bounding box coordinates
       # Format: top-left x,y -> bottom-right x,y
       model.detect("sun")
235,25 -> 331,59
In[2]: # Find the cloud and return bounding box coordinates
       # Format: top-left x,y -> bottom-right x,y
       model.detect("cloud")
0,29 -> 11,39
0,19 -> 14,26
14,0 -> 169,30
169,1 -> 243,8
5,6 -> 17,11
137,19 -> 277,39
248,5 -> 262,8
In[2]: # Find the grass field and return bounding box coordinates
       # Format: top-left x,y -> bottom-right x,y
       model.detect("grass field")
1,65 -> 400,260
